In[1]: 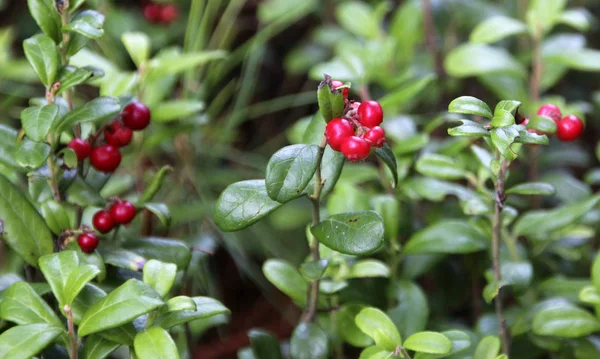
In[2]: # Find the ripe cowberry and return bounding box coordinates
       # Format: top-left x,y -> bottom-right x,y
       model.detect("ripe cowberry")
110,200 -> 137,225
556,115 -> 584,142
90,145 -> 122,173
93,210 -> 115,234
122,102 -> 151,131
537,104 -> 561,124
67,138 -> 92,161
332,80 -> 349,98
341,136 -> 371,162
143,3 -> 162,23
160,4 -> 178,23
325,118 -> 354,151
364,126 -> 386,147
358,101 -> 383,127
105,122 -> 133,148
78,233 -> 99,254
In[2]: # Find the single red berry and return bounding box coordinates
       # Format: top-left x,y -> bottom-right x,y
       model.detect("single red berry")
104,122 -> 133,148
537,104 -> 562,124
143,3 -> 162,23
358,101 -> 384,127
556,115 -> 584,142
110,200 -> 137,225
325,118 -> 355,151
78,233 -> 99,254
160,4 -> 179,24
67,138 -> 92,161
90,145 -> 122,173
364,126 -> 386,147
341,136 -> 371,162
331,80 -> 349,98
122,102 -> 151,131
93,210 -> 115,234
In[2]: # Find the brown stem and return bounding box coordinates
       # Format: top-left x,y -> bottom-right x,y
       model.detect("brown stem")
421,0 -> 445,78
493,158 -> 510,355
64,305 -> 78,359
302,136 -> 327,323
48,155 -> 62,203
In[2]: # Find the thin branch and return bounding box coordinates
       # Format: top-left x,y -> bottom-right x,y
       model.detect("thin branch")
64,305 -> 78,359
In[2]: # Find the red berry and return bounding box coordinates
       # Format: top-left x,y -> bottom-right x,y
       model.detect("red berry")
122,102 -> 151,131
90,145 -> 122,173
143,3 -> 162,23
78,233 -> 99,254
364,126 -> 386,147
358,101 -> 383,127
105,122 -> 133,148
556,115 -> 584,142
110,200 -> 137,225
537,104 -> 562,124
341,136 -> 371,162
93,210 -> 115,234
331,80 -> 349,98
67,138 -> 92,161
325,118 -> 354,151
160,4 -> 179,24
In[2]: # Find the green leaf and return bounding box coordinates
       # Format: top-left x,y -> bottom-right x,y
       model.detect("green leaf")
387,281 -> 429,339
374,143 -> 399,189
56,66 -> 93,94
0,125 -> 19,170
335,1 -> 379,39
15,138 -> 51,168
515,129 -> 548,145
448,96 -> 493,119
0,174 -> 53,266
0,281 -> 63,327
470,16 -> 527,44
348,260 -> 390,278
532,304 -> 600,338
262,259 -> 307,304
39,251 -> 78,306
134,327 -> 180,359
155,297 -> 230,329
267,145 -> 320,202
547,49 -> 600,72
414,330 -> 472,359
144,203 -> 171,227
316,77 -> 345,122
404,220 -> 488,254
121,32 -> 151,67
311,210 -> 384,255
592,252 -> 600,291
306,147 -> 344,197
444,44 -> 525,78
27,0 -> 62,43
290,323 -> 329,359
214,180 -> 284,232
359,346 -> 390,359
66,175 -> 104,207
579,286 -> 600,305
64,265 -> 101,306
528,115 -> 557,134
491,126 -> 520,160
378,75 -> 435,112
56,97 -> 120,133
506,182 -> 556,196
526,0 -> 567,35
490,109 -> 515,128
483,280 -> 505,304
0,323 -> 64,359
300,259 -> 329,281
447,119 -> 489,137
356,307 -> 402,351
560,8 -> 591,32
473,336 -> 500,359
78,279 -> 164,337
339,304 -> 373,348
513,195 -> 600,236
370,195 -> 400,242
404,332 -> 451,354
23,34 -> 59,87
143,259 -> 177,298
302,112 -> 326,145
82,335 -> 121,359
148,50 -> 227,76
139,165 -> 172,204
165,296 -> 197,312
21,104 -> 59,142
40,199 -> 72,235
123,237 -> 191,269
151,100 -> 205,122
415,154 -> 466,180
248,329 -> 283,359
63,10 -> 105,39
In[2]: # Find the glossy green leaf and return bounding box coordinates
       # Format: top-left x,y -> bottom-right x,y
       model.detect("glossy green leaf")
448,96 -> 493,119
414,330 -> 471,359
156,296 -> 230,329
311,210 -> 384,255
473,336 -> 500,359
0,280 -> 63,328
248,329 -> 283,359
526,0 -> 567,35
335,1 -> 379,39
491,126 -> 520,160
447,119 -> 489,137
40,199 -> 71,235
348,260 -> 390,278
532,305 -> 600,338
165,296 -> 197,312
560,8 -> 591,32
0,125 -> 19,170
56,66 -> 93,94
290,323 -> 328,359
445,44 -> 525,78
64,265 -> 101,305
299,259 -> 329,281
21,104 -> 58,142
0,174 -> 53,266
370,195 -> 400,242
56,96 -> 120,133
66,175 -> 104,207
592,252 -> 600,291
134,327 -> 179,359
266,144 -> 320,202
547,49 -> 600,71
416,153 -> 466,180
214,180 -> 283,232
15,138 -> 50,168
404,220 -> 488,254
148,50 -> 227,76
307,147 -> 345,197
387,281 -> 429,339
359,346 -> 390,359
339,304 -> 373,348
506,182 -> 556,196
144,203 -> 171,227
579,286 -> 600,305
63,10 -> 104,39
23,34 -> 59,87
27,0 -> 62,43
316,77 -> 345,122
121,32 -> 151,67
490,109 -> 515,128
515,129 -> 548,145
356,307 -> 402,351
404,332 -> 451,354
528,115 -> 557,134
0,323 -> 64,359
100,248 -> 146,272
374,143 -> 399,188
151,100 -> 204,122
78,279 -> 163,337
38,250 -> 78,306
138,165 -> 172,204
123,237 -> 191,269
263,259 -> 307,304
82,335 -> 121,359
470,16 -> 527,44
483,280 -> 505,304
143,259 -> 177,298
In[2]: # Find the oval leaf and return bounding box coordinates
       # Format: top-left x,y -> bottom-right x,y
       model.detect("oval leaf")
23,34 -> 59,87
470,16 -> 527,44
28,0 -> 62,43
356,307 -> 402,351
473,335 -> 500,359
445,44 -> 525,78
448,96 -> 493,119
263,259 -> 307,304
506,182 -> 556,196
143,259 -> 177,298
311,210 -> 384,255
21,104 -> 60,143
290,323 -> 329,359
0,281 -> 63,327
0,323 -> 64,359
248,329 -> 283,359
374,143 -> 399,188
266,144 -> 320,202
82,334 -> 121,359
134,327 -> 179,359
404,331 -> 452,354
532,305 -> 600,338
56,96 -> 120,133
404,220 -> 488,254
155,296 -> 229,329
416,154 -> 466,180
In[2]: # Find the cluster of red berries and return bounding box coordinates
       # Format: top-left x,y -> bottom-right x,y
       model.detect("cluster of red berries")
77,199 -> 138,253
67,102 -> 151,173
524,104 -> 584,142
325,81 -> 386,162
143,2 -> 178,24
